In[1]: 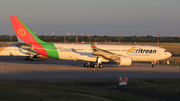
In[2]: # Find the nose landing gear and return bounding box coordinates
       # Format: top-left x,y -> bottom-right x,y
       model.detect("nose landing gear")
151,61 -> 157,68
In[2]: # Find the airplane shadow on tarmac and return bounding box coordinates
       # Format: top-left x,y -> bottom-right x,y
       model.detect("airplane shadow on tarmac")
0,56 -> 120,67
0,56 -> 180,81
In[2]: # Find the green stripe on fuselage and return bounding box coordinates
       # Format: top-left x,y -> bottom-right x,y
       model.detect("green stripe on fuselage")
41,43 -> 59,59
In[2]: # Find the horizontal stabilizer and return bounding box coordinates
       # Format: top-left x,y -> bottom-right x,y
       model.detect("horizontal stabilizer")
91,44 -> 97,48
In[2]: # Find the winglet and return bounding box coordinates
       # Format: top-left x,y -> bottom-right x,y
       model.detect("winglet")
71,48 -> 77,52
91,44 -> 97,48
7,42 -> 19,47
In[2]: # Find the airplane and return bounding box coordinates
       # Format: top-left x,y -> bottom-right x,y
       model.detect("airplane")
0,46 -> 48,60
10,16 -> 172,68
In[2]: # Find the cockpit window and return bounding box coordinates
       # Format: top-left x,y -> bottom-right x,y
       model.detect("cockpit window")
164,50 -> 168,52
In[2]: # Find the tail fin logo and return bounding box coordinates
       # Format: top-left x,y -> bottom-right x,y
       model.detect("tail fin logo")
126,46 -> 136,55
18,29 -> 26,36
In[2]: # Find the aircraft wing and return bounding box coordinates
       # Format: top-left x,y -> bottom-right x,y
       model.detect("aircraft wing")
71,48 -> 96,61
71,48 -> 92,57
91,44 -> 122,60
90,44 -> 133,66
8,42 -> 33,49
71,44 -> 124,62
7,42 -> 38,54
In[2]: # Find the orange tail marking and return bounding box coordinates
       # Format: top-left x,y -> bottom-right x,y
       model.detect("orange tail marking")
0,47 -> 7,52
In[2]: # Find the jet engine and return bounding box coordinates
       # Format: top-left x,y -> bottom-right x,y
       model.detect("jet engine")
116,56 -> 132,66
33,55 -> 49,59
39,55 -> 49,59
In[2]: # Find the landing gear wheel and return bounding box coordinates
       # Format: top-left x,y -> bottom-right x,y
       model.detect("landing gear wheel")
99,64 -> 103,68
90,63 -> 94,67
24,57 -> 30,61
84,63 -> 89,67
152,64 -> 156,68
24,56 -> 30,61
94,64 -> 98,68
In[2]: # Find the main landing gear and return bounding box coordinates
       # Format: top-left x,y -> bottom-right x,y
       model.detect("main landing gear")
24,56 -> 33,61
84,57 -> 103,68
84,62 -> 103,68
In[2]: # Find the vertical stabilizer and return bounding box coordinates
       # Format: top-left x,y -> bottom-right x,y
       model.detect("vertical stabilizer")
10,16 -> 59,58
10,16 -> 46,44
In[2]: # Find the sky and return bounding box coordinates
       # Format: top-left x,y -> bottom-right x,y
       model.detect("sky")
0,0 -> 180,36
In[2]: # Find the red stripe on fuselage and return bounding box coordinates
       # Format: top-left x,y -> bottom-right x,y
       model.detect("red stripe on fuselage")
10,16 -> 48,56
91,45 -> 97,48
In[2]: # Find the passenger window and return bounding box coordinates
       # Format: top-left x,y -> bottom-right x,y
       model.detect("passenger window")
164,50 -> 168,52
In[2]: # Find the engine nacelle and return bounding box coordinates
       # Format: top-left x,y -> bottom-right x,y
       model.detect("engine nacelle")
33,55 -> 49,59
39,55 -> 49,59
116,56 -> 132,66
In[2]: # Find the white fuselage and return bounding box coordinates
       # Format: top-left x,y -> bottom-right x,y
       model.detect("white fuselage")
0,46 -> 29,56
53,44 -> 172,62
0,44 -> 171,63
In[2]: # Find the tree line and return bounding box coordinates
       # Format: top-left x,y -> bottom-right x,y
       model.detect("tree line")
0,35 -> 180,43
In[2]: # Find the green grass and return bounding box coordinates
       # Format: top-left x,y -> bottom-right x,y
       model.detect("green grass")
0,81 -> 160,101
124,79 -> 180,95
0,79 -> 179,100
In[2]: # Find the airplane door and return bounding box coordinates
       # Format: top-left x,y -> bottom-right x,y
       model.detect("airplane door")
46,45 -> 51,52
157,50 -> 161,55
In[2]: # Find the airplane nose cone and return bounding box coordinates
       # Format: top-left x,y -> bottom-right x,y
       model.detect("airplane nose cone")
167,52 -> 172,58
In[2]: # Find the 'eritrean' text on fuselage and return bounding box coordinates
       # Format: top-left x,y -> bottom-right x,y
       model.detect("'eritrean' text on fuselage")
135,48 -> 156,54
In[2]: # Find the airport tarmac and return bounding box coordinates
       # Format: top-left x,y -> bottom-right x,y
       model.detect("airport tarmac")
0,56 -> 180,81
